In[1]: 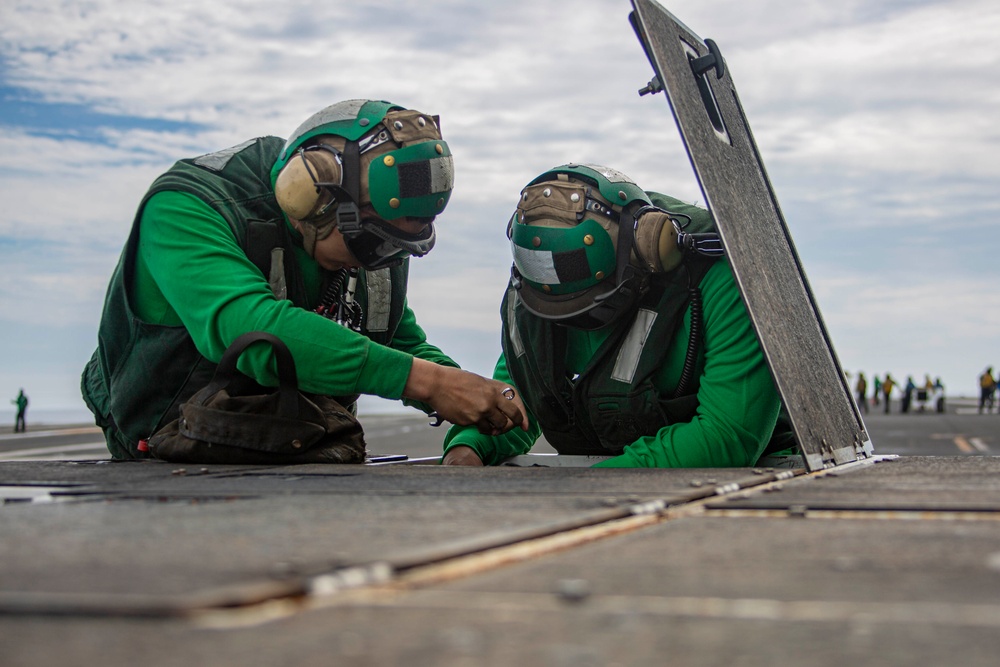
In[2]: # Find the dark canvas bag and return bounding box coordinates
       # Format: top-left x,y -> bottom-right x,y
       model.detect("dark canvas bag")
148,331 -> 366,464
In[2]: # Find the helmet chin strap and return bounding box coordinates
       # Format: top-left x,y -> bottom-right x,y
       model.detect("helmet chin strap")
595,204 -> 646,313
615,205 -> 639,285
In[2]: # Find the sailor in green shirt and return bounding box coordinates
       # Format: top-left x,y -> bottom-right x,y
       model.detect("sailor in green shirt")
442,163 -> 788,468
83,99 -> 526,459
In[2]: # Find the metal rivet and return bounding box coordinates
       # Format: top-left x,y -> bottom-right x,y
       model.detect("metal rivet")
359,118 -> 370,127
383,155 -> 395,167
522,192 -> 528,201
437,198 -> 445,208
435,143 -> 444,154
532,237 -> 542,247
618,190 -> 627,200
583,234 -> 594,246
556,578 -> 591,604
418,117 -> 427,127
542,285 -> 552,293
389,198 -> 401,209
291,440 -> 302,449
570,193 -> 581,202
543,188 -> 552,197
595,271 -> 605,280
393,120 -> 404,130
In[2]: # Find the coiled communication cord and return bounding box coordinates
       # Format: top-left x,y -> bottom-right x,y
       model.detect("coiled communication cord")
673,280 -> 704,399
315,268 -> 348,318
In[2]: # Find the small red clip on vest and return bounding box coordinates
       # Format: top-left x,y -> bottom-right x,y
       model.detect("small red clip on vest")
137,439 -> 149,453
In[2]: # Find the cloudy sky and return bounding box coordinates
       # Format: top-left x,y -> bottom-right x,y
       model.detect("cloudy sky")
1,0 -> 998,421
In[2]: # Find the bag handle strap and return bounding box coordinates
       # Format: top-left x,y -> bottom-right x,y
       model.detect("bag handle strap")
199,331 -> 300,418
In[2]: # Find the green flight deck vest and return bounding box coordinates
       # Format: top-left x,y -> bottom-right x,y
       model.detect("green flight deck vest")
81,137 -> 408,459
501,256 -> 715,456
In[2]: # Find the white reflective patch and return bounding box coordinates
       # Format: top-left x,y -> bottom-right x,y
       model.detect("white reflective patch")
269,248 -> 287,301
366,268 -> 391,332
512,244 -> 559,284
507,288 -> 526,358
429,155 -> 454,193
576,163 -> 636,185
287,100 -> 367,147
611,308 -> 657,383
193,139 -> 257,171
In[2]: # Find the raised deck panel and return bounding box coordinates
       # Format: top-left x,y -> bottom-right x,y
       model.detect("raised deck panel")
630,0 -> 872,469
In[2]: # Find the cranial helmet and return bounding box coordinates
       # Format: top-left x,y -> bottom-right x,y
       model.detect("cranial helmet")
509,163 -> 701,329
272,99 -> 455,269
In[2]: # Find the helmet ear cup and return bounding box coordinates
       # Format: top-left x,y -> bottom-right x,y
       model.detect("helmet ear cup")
632,209 -> 683,273
274,147 -> 343,222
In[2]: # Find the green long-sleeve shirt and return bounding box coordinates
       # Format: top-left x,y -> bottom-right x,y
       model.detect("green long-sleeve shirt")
443,260 -> 782,467
132,190 -> 456,401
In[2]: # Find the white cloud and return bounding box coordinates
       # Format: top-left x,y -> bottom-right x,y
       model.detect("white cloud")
1,0 -> 999,408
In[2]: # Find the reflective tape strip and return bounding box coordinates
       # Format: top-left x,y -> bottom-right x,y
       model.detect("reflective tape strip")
512,245 -> 559,284
611,308 -> 657,383
268,248 -> 287,300
192,139 -> 256,171
429,155 -> 454,193
366,268 -> 391,332
507,289 -> 526,358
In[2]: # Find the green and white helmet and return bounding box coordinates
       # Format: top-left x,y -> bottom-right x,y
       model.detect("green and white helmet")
272,99 -> 455,269
508,163 -> 653,329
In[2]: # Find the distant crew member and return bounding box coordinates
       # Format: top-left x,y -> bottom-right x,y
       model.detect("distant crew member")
882,373 -> 896,414
855,372 -> 868,413
11,389 -> 28,433
902,376 -> 916,414
979,367 -> 996,414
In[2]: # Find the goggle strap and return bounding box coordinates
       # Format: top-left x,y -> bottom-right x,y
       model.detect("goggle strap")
615,207 -> 635,285
345,138 -> 361,202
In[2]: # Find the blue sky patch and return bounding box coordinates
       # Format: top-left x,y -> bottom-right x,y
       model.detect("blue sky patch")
0,84 -> 204,143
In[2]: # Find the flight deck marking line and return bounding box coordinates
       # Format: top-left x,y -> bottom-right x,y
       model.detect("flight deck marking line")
970,437 -> 990,452
707,509 -> 1000,522
0,443 -> 108,459
342,590 -> 1000,628
954,436 -> 975,453
0,427 -> 102,441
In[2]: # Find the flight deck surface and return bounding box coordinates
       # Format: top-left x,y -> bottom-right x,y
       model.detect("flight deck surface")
2,410 -> 999,666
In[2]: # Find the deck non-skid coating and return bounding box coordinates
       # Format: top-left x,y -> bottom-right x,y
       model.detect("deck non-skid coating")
0,461 -> 763,597
3,457 -> 1000,667
706,456 -> 1000,512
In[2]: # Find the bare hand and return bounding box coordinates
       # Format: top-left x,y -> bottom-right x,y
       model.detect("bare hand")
404,359 -> 528,434
441,446 -> 484,466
